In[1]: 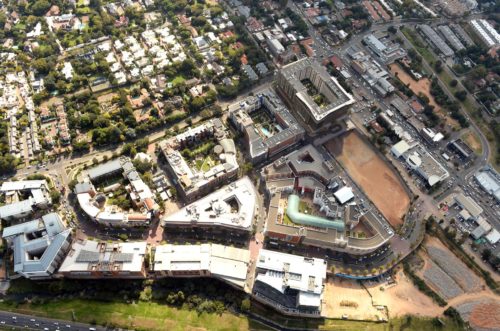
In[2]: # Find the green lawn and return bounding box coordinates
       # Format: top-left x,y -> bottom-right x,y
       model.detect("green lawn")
0,299 -> 250,331
438,70 -> 458,93
299,201 -> 313,214
401,28 -> 436,64
283,210 -> 294,226
172,76 -> 186,86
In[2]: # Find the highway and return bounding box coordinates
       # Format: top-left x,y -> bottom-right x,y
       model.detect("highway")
0,311 -> 107,331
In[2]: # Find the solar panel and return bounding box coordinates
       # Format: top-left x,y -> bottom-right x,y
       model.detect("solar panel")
76,250 -> 100,263
114,253 -> 133,262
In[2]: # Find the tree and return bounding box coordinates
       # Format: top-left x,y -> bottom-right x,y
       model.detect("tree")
31,0 -> 51,16
33,58 -> 52,75
68,179 -> 78,191
482,248 -> 492,261
450,79 -> 458,87
434,60 -> 443,73
454,90 -> 467,101
50,190 -> 61,204
139,286 -> 152,301
241,162 -> 253,175
388,26 -> 397,34
240,298 -> 251,311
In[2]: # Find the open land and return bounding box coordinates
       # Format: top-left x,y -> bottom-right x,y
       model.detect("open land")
325,130 -> 410,227
389,63 -> 440,111
416,237 -> 500,328
462,131 -> 483,155
322,271 -> 443,321
389,64 -> 459,129
417,237 -> 483,300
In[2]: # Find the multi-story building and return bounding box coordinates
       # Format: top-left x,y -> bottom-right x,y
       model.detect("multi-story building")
0,180 -> 52,221
362,34 -> 407,63
474,166 -> 500,202
253,249 -> 327,316
348,47 -> 395,96
391,141 -> 450,187
262,145 -> 393,255
75,156 -> 159,227
160,119 -> 239,202
153,243 -> 250,289
276,58 -> 355,134
161,177 -> 257,243
58,240 -> 148,278
228,88 -> 305,164
2,213 -> 72,279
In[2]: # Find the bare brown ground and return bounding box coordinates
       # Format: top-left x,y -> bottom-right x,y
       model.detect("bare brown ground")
368,270 -> 443,317
463,131 -> 482,154
469,302 -> 500,330
322,273 -> 442,320
325,131 -> 410,227
389,64 -> 439,110
322,278 -> 381,320
417,236 -> 500,327
389,64 -> 460,129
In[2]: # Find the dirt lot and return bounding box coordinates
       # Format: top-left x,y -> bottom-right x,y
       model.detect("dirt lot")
389,64 -> 459,129
390,64 -> 439,108
389,64 -> 439,110
367,270 -> 443,317
325,131 -> 410,227
457,299 -> 500,330
416,237 -> 500,328
322,278 -> 382,320
462,131 -> 482,154
322,272 -> 442,320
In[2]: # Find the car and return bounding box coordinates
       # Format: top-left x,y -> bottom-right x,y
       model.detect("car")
11,317 -> 16,320
30,319 -> 35,322
65,325 -> 71,328
1,321 -> 5,324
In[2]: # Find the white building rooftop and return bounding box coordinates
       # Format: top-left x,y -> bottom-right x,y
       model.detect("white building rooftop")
256,249 -> 327,296
154,243 -> 250,288
59,240 -> 147,274
161,177 -> 256,230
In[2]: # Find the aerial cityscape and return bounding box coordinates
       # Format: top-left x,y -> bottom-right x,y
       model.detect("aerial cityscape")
0,0 -> 498,329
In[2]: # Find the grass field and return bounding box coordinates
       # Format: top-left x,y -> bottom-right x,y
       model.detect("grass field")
401,28 -> 436,64
0,300 -> 250,331
0,298 -> 467,331
462,131 -> 483,155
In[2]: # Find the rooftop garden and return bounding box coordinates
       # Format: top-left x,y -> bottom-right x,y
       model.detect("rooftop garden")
301,79 -> 329,108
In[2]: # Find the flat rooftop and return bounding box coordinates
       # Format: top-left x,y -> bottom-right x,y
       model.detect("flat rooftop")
0,180 -> 48,192
264,144 -> 337,185
154,243 -> 250,288
161,176 -> 256,230
256,249 -> 327,295
59,240 -> 147,274
228,88 -> 304,161
279,58 -> 355,122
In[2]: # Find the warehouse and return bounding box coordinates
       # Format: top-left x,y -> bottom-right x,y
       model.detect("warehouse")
417,24 -> 454,57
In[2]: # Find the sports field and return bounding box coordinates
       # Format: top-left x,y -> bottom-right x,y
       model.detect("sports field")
325,131 -> 410,228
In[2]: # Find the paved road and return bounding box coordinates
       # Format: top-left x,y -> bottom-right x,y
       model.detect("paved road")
0,311 -> 107,331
